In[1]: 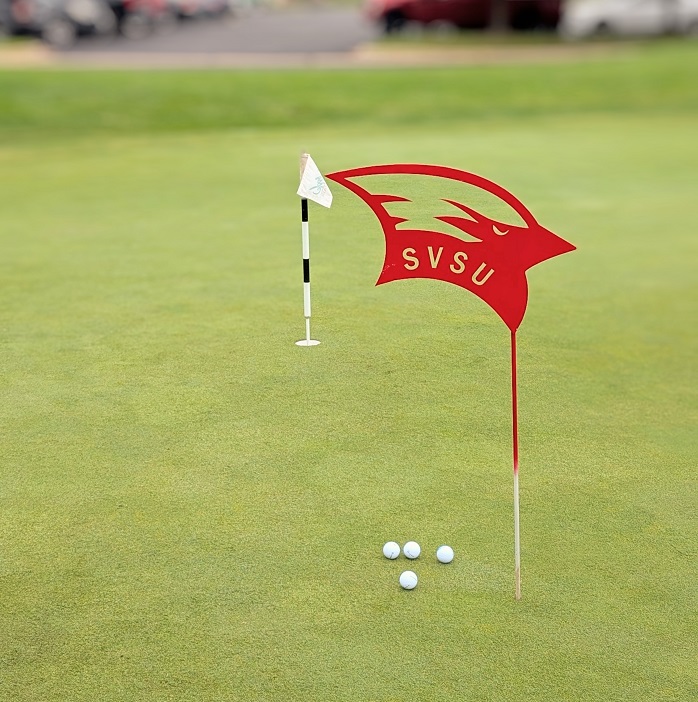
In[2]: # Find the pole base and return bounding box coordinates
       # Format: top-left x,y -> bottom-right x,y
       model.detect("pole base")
295,339 -> 320,347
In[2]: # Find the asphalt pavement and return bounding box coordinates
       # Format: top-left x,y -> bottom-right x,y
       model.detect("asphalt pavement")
66,7 -> 379,56
0,8 -> 627,70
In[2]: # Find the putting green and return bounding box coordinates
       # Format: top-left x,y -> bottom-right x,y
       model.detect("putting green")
0,46 -> 696,701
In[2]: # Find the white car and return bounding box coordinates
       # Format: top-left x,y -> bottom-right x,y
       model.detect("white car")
561,0 -> 698,38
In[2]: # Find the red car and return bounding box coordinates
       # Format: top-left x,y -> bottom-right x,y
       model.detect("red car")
366,0 -> 561,33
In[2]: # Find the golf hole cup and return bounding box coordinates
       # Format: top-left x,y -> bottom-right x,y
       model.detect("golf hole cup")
382,541 -> 401,560
403,541 -> 421,559
399,571 -> 418,590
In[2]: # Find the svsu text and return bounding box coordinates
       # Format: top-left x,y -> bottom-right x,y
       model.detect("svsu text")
402,246 -> 494,286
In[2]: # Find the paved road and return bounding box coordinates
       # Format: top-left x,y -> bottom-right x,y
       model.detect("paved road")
67,7 -> 379,55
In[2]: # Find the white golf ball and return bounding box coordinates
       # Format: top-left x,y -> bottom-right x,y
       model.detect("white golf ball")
436,545 -> 454,564
399,570 -> 418,590
403,541 -> 421,559
382,541 -> 401,559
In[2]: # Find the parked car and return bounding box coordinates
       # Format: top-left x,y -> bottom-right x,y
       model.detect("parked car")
1,0 -> 116,46
365,0 -> 562,33
561,0 -> 698,38
168,0 -> 228,20
0,0 -> 12,37
107,0 -> 174,38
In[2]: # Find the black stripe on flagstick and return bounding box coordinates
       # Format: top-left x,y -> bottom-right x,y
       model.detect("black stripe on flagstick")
301,198 -> 309,222
303,258 -> 310,283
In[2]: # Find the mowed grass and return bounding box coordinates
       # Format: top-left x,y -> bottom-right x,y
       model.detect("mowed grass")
0,45 -> 696,701
0,41 -> 697,137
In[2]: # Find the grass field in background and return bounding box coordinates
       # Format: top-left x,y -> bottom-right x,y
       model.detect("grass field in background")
0,44 -> 696,701
0,42 -> 697,137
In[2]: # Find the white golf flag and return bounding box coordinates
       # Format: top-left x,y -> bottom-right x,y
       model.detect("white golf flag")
297,153 -> 333,208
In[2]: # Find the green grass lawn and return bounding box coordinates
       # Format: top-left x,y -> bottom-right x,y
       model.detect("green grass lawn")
0,44 -> 696,701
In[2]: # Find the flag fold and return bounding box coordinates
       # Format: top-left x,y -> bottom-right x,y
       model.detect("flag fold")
298,153 -> 333,208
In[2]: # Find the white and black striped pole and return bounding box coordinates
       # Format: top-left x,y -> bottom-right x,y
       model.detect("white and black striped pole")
295,153 -> 332,347
297,196 -> 319,346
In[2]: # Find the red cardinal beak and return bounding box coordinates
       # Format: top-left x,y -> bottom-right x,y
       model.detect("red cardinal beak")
520,224 -> 576,271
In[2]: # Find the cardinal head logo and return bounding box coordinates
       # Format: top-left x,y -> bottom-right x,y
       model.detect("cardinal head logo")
326,164 -> 575,332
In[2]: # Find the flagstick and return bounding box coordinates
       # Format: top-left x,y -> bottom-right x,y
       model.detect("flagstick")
511,329 -> 521,600
296,197 -> 320,347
